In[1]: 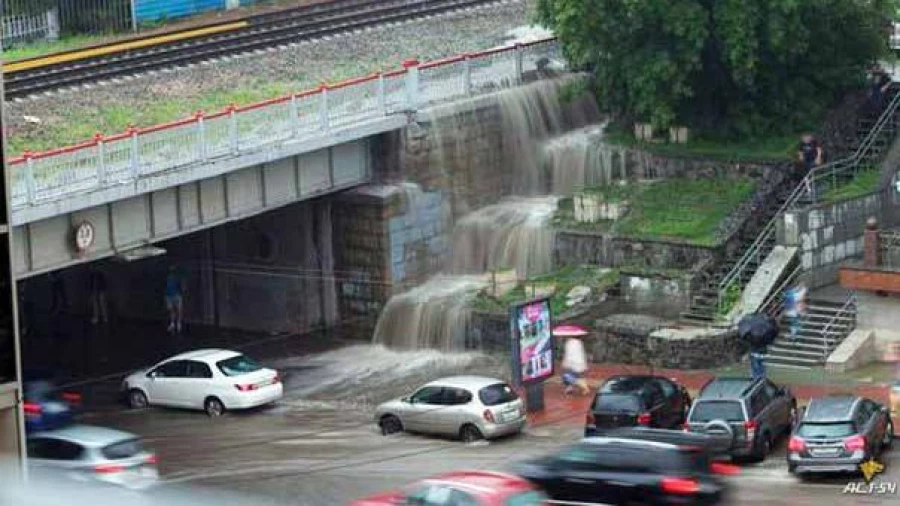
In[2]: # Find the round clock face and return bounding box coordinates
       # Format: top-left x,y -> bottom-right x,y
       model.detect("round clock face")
74,222 -> 95,251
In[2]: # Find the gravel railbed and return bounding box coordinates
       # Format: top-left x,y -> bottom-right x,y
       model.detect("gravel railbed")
7,0 -> 533,155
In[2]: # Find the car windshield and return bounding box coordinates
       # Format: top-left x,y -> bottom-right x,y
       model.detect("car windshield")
593,394 -> 642,412
506,491 -> 548,506
690,401 -> 744,422
216,355 -> 263,377
101,438 -> 144,460
796,422 -> 856,439
478,383 -> 518,406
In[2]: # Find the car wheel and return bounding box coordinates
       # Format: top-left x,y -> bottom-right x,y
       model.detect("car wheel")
204,397 -> 225,417
128,389 -> 149,410
460,424 -> 484,443
883,421 -> 894,450
379,415 -> 403,435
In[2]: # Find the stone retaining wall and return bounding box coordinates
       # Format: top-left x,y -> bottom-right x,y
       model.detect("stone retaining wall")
592,315 -> 745,370
555,233 -> 719,271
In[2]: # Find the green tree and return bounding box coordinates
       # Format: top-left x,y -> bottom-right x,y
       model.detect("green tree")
536,0 -> 896,138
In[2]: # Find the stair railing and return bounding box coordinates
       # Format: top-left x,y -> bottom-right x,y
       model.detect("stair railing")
819,293 -> 858,363
717,88 -> 900,316
759,263 -> 803,319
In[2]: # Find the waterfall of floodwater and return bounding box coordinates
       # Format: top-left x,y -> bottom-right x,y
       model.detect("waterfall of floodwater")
373,79 -> 602,352
449,197 -> 558,279
542,124 -> 614,194
372,275 -> 488,351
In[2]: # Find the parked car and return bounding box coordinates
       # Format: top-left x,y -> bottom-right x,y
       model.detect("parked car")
787,395 -> 894,477
375,376 -> 526,442
351,470 -> 549,506
26,424 -> 158,491
121,349 -> 282,417
585,375 -> 692,436
683,377 -> 796,461
22,380 -> 80,432
509,429 -> 736,506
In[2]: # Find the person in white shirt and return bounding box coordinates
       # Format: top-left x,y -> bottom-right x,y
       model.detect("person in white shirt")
562,336 -> 590,396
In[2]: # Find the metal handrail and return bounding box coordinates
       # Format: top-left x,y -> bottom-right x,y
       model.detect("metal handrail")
819,293 -> 857,362
717,88 -> 900,314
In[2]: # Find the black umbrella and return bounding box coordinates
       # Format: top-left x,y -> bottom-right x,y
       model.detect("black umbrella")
738,313 -> 778,346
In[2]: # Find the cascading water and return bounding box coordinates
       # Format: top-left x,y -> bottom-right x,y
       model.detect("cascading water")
542,124 -> 612,194
372,275 -> 488,351
449,197 -> 558,279
373,77 -> 604,352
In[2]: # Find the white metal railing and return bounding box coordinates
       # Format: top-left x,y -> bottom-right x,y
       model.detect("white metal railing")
2,8 -> 58,47
7,38 -> 560,210
717,87 -> 900,315
820,293 -> 857,361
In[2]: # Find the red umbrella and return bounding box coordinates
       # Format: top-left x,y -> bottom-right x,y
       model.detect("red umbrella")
552,324 -> 589,337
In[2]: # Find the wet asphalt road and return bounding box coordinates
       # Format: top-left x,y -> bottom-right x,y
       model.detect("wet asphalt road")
72,345 -> 899,505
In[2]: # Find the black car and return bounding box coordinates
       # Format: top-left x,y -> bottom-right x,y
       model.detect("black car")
788,395 -> 894,476
585,375 -> 692,436
510,429 -> 735,506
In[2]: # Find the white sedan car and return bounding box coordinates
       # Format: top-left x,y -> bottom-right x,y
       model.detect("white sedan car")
121,349 -> 282,417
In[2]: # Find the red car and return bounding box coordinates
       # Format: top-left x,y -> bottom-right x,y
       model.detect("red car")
351,470 -> 549,506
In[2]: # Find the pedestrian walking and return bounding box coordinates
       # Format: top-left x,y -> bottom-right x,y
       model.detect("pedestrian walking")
165,265 -> 185,334
89,267 -> 109,325
783,284 -> 807,342
561,334 -> 590,396
738,313 -> 778,382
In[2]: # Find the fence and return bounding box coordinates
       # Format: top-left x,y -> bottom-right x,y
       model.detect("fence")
1,4 -> 58,46
880,230 -> 900,269
58,0 -> 132,35
7,38 -> 559,211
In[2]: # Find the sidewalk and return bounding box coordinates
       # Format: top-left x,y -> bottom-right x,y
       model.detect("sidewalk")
528,363 -> 896,429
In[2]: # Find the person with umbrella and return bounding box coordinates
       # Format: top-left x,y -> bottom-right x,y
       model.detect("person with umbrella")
556,325 -> 590,396
738,313 -> 779,380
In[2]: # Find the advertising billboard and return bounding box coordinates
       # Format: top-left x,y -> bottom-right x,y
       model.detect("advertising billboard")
510,297 -> 553,385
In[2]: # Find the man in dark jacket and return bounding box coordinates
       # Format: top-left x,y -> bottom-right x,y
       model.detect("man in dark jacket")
749,334 -> 768,381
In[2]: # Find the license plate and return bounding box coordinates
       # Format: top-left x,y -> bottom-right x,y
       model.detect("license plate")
810,448 -> 839,456
501,412 -> 518,423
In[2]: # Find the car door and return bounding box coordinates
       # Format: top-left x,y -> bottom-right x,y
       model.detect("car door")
762,380 -> 790,433
868,400 -> 892,451
403,386 -> 445,434
551,444 -> 616,504
437,387 -> 473,436
183,361 -> 215,409
654,379 -> 682,428
145,360 -> 189,407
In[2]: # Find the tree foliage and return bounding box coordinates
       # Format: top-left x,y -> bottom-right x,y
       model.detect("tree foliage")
536,0 -> 896,138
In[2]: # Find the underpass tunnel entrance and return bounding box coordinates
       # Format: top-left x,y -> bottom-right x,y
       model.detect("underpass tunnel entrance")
18,196 -> 342,390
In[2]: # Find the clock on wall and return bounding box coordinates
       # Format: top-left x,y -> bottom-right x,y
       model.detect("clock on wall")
73,221 -> 95,253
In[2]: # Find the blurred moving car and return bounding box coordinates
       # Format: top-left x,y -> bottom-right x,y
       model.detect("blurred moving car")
510,429 -> 735,506
684,377 -> 796,461
23,380 -> 80,432
121,349 -> 282,417
375,376 -> 526,442
787,395 -> 893,477
27,424 -> 158,490
585,375 -> 691,436
351,470 -> 549,506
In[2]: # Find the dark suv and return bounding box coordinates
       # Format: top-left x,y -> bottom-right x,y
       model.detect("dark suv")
510,428 -> 733,506
788,395 -> 894,476
585,375 -> 692,436
684,377 -> 796,461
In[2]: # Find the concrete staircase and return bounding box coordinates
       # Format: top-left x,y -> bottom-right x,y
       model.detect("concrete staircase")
680,199 -> 785,325
764,298 -> 858,369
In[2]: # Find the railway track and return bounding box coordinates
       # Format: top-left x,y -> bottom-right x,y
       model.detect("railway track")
3,0 -> 502,100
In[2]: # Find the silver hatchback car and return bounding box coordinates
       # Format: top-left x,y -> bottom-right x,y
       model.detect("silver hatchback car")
375,376 -> 527,442
27,424 -> 159,490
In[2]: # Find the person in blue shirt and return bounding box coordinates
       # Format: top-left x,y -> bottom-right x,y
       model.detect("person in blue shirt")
165,266 -> 185,334
783,284 -> 807,341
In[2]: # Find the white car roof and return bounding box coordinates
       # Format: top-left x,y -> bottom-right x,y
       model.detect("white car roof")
423,376 -> 508,390
165,348 -> 242,363
30,424 -> 138,447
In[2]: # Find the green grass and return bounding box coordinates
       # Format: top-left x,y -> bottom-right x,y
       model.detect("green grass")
713,361 -> 897,387
6,81 -> 297,155
472,265 -> 620,316
605,125 -> 798,162
819,168 -> 883,204
1,35 -> 115,62
553,178 -> 756,246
